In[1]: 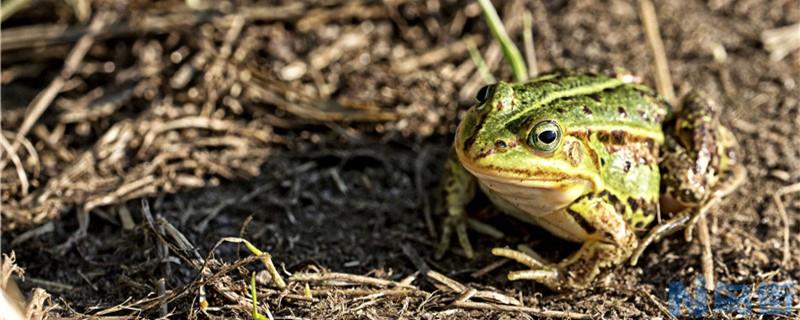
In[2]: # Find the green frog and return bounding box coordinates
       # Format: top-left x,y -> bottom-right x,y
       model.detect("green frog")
436,73 -> 745,291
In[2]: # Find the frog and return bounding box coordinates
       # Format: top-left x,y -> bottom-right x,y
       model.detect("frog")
435,72 -> 745,291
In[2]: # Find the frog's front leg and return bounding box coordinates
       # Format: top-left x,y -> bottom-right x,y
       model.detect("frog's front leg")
435,148 -> 506,259
492,195 -> 636,291
435,148 -> 478,259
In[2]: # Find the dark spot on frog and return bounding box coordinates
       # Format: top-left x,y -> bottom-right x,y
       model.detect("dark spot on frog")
567,208 -> 596,233
635,200 -> 658,220
582,106 -> 593,115
464,134 -> 477,151
556,107 -> 566,114
623,161 -> 631,173
627,197 -> 640,211
644,138 -> 657,155
474,147 -> 496,159
611,130 -> 627,144
597,131 -> 609,143
600,158 -> 606,166
588,93 -> 602,102
618,106 -> 627,117
463,111 -> 489,150
496,102 -> 504,111
606,193 -> 626,215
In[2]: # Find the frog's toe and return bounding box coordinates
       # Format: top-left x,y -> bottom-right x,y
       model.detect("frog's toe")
492,247 -> 565,290
467,218 -> 505,239
435,215 -> 475,259
455,217 -> 475,258
507,269 -> 560,283
491,247 -> 548,269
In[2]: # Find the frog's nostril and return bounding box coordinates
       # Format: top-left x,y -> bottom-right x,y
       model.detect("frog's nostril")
494,140 -> 507,148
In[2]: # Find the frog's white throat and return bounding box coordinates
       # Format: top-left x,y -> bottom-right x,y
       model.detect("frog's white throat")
471,171 -> 591,217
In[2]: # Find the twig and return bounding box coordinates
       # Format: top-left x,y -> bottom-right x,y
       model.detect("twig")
412,149 -> 437,239
761,23 -> 800,61
0,4 -> 307,51
774,182 -> 800,267
696,216 -> 715,291
290,272 -> 411,289
0,0 -> 30,22
0,133 -> 29,196
639,0 -> 714,291
470,259 -> 509,278
466,39 -> 496,84
476,0 -> 527,82
1,11 -> 114,173
452,301 -> 592,319
425,270 -> 520,305
9,222 -> 54,247
638,0 -> 676,106
22,278 -> 75,292
522,10 -> 539,78
641,288 -> 677,320
157,219 -> 170,317
308,287 -> 423,299
392,35 -> 483,73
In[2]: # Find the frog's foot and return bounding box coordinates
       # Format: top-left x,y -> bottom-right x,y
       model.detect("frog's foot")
491,247 -> 563,289
435,216 -> 504,259
492,240 -> 625,292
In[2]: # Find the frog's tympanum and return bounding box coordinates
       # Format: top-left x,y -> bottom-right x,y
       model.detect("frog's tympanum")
437,73 -> 745,291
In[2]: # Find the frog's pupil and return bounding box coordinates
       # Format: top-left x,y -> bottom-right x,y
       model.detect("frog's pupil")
539,130 -> 557,144
476,85 -> 492,102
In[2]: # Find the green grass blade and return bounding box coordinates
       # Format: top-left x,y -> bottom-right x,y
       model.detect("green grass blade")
476,0 -> 528,82
251,273 -> 269,320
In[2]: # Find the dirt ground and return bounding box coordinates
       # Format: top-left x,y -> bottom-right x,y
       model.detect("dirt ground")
2,0 -> 799,319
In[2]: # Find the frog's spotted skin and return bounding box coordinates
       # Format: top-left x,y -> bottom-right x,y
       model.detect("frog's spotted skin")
436,73 -> 743,291
458,74 -> 667,236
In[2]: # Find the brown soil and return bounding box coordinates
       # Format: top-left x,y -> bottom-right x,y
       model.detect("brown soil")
2,0 -> 799,319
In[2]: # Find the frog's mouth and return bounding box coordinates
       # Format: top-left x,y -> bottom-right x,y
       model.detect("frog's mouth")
455,141 -> 598,213
456,145 -> 596,189
460,159 -> 594,216
461,159 -> 593,192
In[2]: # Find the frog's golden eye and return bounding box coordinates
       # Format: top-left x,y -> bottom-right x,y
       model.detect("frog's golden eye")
475,85 -> 494,105
528,120 -> 562,152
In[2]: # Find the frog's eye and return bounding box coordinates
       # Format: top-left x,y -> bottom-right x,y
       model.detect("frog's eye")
528,120 -> 562,152
476,85 -> 494,104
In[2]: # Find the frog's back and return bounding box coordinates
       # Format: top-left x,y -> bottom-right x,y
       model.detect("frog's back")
506,74 -> 669,134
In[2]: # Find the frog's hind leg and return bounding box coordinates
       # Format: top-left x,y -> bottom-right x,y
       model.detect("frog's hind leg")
637,91 -> 746,265
660,91 -> 723,207
682,161 -> 746,241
